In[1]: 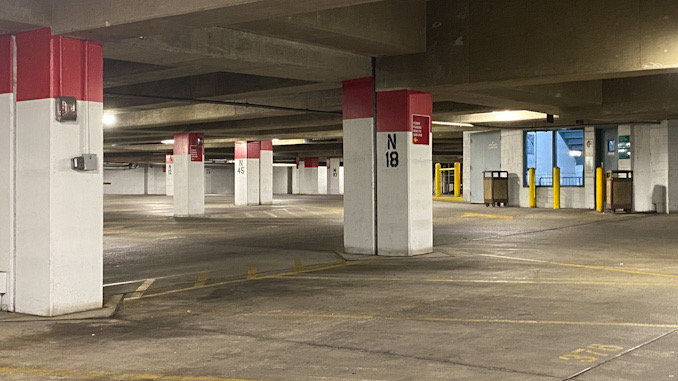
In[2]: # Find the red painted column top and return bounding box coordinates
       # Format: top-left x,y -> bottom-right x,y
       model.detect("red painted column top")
174,133 -> 205,162
235,141 -> 261,159
15,28 -> 102,102
342,77 -> 374,120
376,90 -> 432,133
0,35 -> 12,95
260,141 -> 273,151
304,158 -> 319,168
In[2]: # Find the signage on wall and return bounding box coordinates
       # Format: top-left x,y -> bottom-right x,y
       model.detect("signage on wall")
190,145 -> 203,162
618,135 -> 631,160
412,114 -> 430,145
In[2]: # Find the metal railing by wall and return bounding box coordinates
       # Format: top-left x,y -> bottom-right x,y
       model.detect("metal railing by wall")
537,176 -> 584,187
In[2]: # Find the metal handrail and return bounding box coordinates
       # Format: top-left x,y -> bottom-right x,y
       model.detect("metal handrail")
538,176 -> 583,187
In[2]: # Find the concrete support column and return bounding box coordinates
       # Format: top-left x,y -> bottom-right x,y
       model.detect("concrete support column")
291,159 -> 301,195
302,158 -> 319,194
13,28 -> 104,316
234,141 -> 260,206
327,158 -> 342,195
165,154 -> 174,196
173,133 -> 205,216
376,90 -> 433,256
342,78 -> 376,254
259,141 -> 273,205
0,35 -> 15,311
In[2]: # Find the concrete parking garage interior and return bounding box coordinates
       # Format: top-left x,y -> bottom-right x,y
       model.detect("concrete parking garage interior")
3,1 -> 678,380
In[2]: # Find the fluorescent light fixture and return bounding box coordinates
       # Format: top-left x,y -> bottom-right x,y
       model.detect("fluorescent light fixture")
569,150 -> 583,157
492,110 -> 522,122
102,114 -> 116,126
432,121 -> 475,127
272,139 -> 306,146
441,110 -> 558,124
161,139 -> 175,145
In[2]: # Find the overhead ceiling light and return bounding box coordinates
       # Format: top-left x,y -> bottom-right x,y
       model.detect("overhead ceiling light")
432,121 -> 475,127
102,114 -> 116,126
161,139 -> 175,145
272,139 -> 305,146
569,150 -> 583,157
461,110 -> 557,124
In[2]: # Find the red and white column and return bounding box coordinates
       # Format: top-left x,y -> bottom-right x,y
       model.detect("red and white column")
301,158 -> 319,194
12,28 -> 104,315
327,158 -> 342,195
342,78 -> 376,254
235,141 -> 260,206
259,141 -> 273,205
173,133 -> 205,216
376,90 -> 433,256
0,35 -> 15,311
165,154 -> 174,196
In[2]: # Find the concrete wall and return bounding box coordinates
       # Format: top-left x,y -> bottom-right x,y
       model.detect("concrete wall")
632,121 -> 674,213
273,166 -> 290,194
147,165 -> 166,195
104,165 -> 166,195
104,163 -> 304,196
465,122 -> 678,211
206,166 -> 234,195
104,167 -> 145,194
465,127 -> 594,209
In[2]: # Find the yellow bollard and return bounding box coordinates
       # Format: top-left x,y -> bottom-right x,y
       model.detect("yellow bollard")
596,167 -> 605,213
435,163 -> 442,197
553,167 -> 560,210
529,168 -> 536,208
454,162 -> 461,198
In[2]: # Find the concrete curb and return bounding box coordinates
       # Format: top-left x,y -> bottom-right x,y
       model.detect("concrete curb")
0,294 -> 124,322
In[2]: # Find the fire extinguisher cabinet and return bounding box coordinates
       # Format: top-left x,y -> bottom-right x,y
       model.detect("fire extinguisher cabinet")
483,170 -> 509,207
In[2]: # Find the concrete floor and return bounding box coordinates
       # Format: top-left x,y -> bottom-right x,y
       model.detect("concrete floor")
2,195 -> 678,380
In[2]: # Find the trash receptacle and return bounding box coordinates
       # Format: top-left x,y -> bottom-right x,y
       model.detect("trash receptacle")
483,170 -> 509,207
606,170 -> 633,213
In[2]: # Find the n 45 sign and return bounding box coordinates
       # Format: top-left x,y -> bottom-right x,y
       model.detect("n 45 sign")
385,133 -> 400,168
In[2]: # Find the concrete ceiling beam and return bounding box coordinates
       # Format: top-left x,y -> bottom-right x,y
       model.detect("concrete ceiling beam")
379,0 -> 678,92
561,74 -> 678,121
110,89 -> 342,129
51,0 -> 383,40
0,0 -> 50,34
103,27 -> 372,82
230,0 -> 427,56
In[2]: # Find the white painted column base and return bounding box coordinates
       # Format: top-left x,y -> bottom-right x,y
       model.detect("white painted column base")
235,158 -> 260,206
327,158 -> 342,195
15,99 -> 103,316
0,92 -> 14,311
173,154 -> 205,216
343,118 -> 376,254
259,149 -> 273,205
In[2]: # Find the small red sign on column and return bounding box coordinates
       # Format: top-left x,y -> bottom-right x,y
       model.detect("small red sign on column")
412,114 -> 430,145
190,145 -> 203,162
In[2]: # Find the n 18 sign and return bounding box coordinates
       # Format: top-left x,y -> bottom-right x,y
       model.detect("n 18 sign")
385,133 -> 399,168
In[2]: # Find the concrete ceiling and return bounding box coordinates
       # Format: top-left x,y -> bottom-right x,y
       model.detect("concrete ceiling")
3,0 -> 678,163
